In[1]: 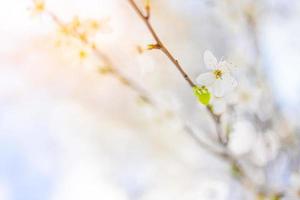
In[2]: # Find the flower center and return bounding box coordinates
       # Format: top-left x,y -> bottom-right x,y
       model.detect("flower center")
213,69 -> 223,79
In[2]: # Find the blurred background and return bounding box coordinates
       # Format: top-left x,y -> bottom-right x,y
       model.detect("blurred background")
1,0 -> 300,199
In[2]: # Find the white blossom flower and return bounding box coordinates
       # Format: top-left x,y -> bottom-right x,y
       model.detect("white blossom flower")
228,120 -> 257,156
196,50 -> 237,97
228,80 -> 262,113
250,130 -> 280,166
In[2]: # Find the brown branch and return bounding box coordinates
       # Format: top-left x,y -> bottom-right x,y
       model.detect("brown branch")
127,0 -> 195,87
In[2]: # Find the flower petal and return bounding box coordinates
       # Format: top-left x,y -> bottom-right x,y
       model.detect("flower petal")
204,50 -> 218,70
218,61 -> 230,73
212,79 -> 226,97
196,72 -> 215,86
222,73 -> 238,92
219,60 -> 229,67
220,60 -> 237,71
212,97 -> 226,114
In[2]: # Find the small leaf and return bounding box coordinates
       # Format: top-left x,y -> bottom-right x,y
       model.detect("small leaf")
193,86 -> 211,105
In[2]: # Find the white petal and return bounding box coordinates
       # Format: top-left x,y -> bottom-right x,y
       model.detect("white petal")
196,72 -> 215,86
228,121 -> 256,156
218,61 -> 230,73
220,60 -> 237,71
222,73 -> 238,92
212,79 -> 226,97
219,61 -> 234,71
212,98 -> 226,114
204,50 -> 218,70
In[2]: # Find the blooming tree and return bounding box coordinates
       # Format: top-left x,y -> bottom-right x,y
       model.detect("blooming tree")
29,0 -> 300,199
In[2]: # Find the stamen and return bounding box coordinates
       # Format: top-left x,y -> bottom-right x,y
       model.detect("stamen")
214,69 -> 223,79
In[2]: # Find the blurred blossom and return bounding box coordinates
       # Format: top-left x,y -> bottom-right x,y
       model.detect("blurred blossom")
250,131 -> 280,166
228,120 -> 256,156
228,80 -> 262,113
287,172 -> 300,199
195,179 -> 229,200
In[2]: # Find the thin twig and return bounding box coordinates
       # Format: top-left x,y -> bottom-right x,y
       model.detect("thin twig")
206,106 -> 227,145
185,125 -> 257,193
184,126 -> 229,159
128,0 -> 195,87
45,9 -> 154,105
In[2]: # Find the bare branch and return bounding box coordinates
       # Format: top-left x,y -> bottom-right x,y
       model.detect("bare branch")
128,0 -> 196,87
